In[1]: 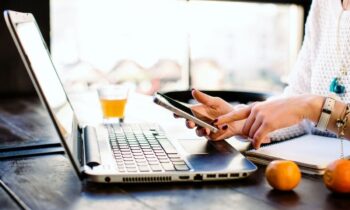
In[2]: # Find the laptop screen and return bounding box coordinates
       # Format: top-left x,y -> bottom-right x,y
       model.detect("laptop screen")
8,12 -> 81,174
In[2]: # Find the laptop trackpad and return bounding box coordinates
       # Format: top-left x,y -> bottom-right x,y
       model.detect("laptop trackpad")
178,139 -> 243,171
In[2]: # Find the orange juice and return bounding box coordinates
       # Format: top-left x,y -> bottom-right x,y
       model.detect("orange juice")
100,98 -> 127,118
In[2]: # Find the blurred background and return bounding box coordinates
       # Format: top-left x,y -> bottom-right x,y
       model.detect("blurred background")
0,0 -> 311,96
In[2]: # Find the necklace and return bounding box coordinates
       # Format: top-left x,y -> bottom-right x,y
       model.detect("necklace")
331,5 -> 349,159
330,9 -> 348,95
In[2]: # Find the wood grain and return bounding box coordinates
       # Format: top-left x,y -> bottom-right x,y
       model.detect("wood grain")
0,96 -> 349,210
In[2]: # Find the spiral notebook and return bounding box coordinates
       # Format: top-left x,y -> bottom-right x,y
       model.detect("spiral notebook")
245,134 -> 350,175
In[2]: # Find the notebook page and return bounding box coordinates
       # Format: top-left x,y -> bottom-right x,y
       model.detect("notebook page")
245,135 -> 350,169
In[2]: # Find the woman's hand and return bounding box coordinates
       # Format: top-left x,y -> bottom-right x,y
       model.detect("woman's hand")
177,89 -> 246,140
214,94 -> 324,149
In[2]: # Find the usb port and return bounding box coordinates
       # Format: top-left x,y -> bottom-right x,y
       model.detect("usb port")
218,174 -> 228,178
207,174 -> 216,178
230,173 -> 239,178
179,176 -> 190,180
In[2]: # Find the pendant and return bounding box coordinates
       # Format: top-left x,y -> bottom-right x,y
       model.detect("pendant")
330,77 -> 346,94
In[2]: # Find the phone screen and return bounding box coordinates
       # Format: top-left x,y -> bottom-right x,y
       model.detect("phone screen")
157,93 -> 194,116
155,92 -> 217,132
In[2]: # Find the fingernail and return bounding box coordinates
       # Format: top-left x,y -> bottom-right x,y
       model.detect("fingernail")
191,88 -> 195,91
222,125 -> 228,130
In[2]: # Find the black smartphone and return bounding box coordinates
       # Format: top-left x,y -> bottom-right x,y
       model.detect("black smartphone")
153,92 -> 218,133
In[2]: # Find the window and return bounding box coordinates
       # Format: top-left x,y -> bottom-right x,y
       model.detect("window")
51,0 -> 305,94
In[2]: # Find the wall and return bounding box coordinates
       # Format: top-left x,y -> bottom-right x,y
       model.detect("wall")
0,0 -> 49,96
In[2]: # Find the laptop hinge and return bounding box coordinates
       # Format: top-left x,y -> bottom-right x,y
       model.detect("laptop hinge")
77,126 -> 85,167
82,126 -> 102,168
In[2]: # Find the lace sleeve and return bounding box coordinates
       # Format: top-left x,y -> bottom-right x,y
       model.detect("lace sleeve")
283,2 -> 316,96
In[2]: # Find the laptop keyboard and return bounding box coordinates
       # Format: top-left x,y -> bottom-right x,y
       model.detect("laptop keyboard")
106,123 -> 190,173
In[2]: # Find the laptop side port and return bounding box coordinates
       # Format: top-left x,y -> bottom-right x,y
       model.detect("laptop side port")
218,174 -> 228,178
194,174 -> 203,181
105,177 -> 111,183
207,174 -> 216,178
179,175 -> 190,180
230,173 -> 239,178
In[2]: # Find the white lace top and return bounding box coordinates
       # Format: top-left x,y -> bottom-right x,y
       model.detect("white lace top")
284,0 -> 350,103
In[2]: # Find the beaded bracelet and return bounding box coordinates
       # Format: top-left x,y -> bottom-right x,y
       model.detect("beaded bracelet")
335,103 -> 350,158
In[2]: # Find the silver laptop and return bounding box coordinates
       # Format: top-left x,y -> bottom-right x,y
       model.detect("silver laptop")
4,10 -> 257,183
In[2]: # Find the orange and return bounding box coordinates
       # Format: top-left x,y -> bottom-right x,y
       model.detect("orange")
265,160 -> 301,191
323,159 -> 350,193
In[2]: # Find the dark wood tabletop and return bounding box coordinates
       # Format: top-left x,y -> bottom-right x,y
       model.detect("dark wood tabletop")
0,96 -> 349,210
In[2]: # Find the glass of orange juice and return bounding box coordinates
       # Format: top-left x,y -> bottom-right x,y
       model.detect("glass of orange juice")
97,85 -> 129,123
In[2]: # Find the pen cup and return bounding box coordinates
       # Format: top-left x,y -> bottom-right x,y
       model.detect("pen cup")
97,85 -> 129,123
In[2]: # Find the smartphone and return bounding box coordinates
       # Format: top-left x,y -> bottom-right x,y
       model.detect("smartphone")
153,92 -> 218,133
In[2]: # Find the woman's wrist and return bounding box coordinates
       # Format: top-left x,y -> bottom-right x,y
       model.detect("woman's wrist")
300,94 -> 325,123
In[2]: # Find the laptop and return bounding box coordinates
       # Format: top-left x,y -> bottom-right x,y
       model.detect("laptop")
4,10 -> 257,183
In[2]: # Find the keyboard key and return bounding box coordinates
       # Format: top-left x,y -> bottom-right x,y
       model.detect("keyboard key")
168,154 -> 180,158
125,162 -> 136,167
169,157 -> 182,162
152,145 -> 162,149
131,149 -> 142,153
138,166 -> 150,172
122,154 -> 132,158
161,163 -> 175,171
150,164 -> 163,172
136,162 -> 148,166
153,149 -> 164,153
135,159 -> 147,163
145,154 -> 156,157
139,141 -> 148,144
147,159 -> 158,163
174,164 -> 190,171
127,139 -> 137,143
142,149 -> 153,152
154,151 -> 166,155
155,154 -> 167,157
127,168 -> 137,172
120,148 -> 131,152
172,160 -> 187,165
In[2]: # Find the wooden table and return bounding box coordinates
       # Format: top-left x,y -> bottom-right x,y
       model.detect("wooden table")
0,93 -> 349,210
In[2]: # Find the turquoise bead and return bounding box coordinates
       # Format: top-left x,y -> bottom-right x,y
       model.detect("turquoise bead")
330,78 -> 346,94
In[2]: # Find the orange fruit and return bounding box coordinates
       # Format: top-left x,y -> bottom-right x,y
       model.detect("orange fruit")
323,159 -> 350,193
265,160 -> 301,191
